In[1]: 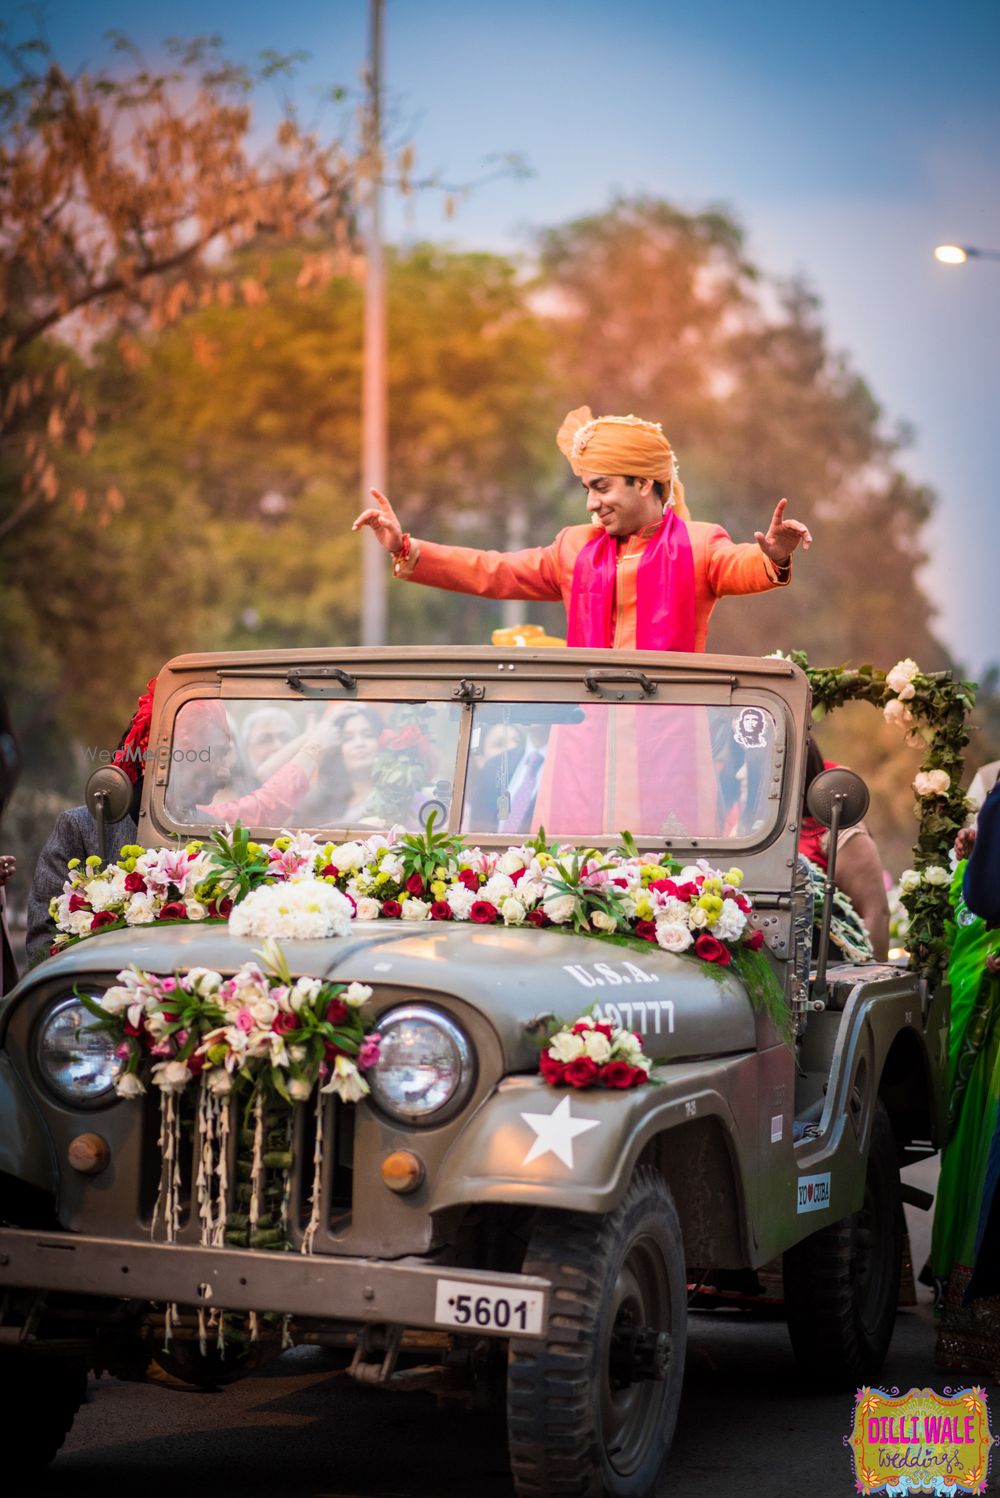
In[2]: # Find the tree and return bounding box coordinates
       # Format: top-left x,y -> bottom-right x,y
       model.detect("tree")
0,25 -> 356,538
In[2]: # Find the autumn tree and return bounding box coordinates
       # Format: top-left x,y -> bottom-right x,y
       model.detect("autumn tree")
0,25 -> 357,538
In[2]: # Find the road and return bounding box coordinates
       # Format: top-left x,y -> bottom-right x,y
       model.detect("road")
22,1159 -> 999,1498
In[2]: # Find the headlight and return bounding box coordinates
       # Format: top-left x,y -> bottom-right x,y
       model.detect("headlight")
368,1005 -> 474,1124
37,996 -> 123,1105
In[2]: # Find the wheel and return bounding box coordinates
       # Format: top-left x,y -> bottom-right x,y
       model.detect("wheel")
783,1101 -> 903,1389
507,1167 -> 687,1498
147,1338 -> 264,1390
0,1353 -> 87,1472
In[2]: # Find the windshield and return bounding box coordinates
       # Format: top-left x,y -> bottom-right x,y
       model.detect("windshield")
160,692 -> 781,843
164,698 -> 461,831
462,701 -> 779,840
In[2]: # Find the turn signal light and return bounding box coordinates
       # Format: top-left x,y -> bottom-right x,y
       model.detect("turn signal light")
67,1133 -> 111,1175
381,1150 -> 425,1194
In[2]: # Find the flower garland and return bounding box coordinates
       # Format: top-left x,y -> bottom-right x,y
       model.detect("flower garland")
786,652 -> 975,983
539,1010 -> 655,1090
53,824 -> 766,972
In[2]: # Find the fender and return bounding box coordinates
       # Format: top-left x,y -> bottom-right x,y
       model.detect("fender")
0,1053 -> 56,1195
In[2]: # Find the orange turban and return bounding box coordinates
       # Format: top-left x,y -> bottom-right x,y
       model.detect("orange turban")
556,406 -> 690,520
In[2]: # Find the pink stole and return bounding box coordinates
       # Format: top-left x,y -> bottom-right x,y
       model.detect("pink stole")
536,514 -> 711,839
566,511 -> 696,651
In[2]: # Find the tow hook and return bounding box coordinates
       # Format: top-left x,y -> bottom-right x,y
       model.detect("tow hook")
608,1325 -> 672,1386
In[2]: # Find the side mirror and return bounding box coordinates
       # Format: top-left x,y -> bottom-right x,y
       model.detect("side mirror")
806,767 -> 871,1003
84,765 -> 134,863
806,767 -> 869,830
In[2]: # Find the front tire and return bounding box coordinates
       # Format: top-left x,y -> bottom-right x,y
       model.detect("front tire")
783,1101 -> 903,1388
507,1167 -> 687,1498
0,1353 -> 87,1472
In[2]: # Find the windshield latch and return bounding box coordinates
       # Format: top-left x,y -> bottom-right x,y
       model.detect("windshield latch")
584,670 -> 657,698
452,679 -> 485,702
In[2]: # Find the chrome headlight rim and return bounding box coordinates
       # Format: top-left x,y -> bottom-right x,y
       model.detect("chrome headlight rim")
34,993 -> 123,1108
368,1003 -> 475,1127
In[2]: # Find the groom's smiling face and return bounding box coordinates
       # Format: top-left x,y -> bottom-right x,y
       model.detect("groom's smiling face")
580,472 -> 661,537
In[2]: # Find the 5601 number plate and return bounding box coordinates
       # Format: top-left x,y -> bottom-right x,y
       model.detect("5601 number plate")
434,1278 -> 545,1335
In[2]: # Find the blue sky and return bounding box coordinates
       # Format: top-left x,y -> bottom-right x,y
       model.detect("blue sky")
26,0 -> 1000,676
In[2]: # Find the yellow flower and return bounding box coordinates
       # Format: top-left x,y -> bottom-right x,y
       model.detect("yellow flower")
273,836 -> 292,852
634,896 -> 654,920
701,876 -> 723,895
374,870 -> 391,886
642,864 -> 668,884
67,858 -> 81,870
536,852 -> 554,869
184,841 -> 204,855
723,867 -> 744,887
85,854 -> 102,868
697,893 -> 723,921
435,864 -> 448,879
431,880 -> 447,899
246,842 -> 262,857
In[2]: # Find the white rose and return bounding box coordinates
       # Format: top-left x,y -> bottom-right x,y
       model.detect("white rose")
913,769 -> 950,798
498,851 -> 526,875
205,1069 -> 233,1097
883,698 -> 914,729
548,1031 -> 585,1063
923,864 -> 950,887
355,897 -> 381,922
68,909 -> 95,936
500,896 -> 526,926
616,1031 -> 642,1060
380,854 -> 405,882
249,996 -> 278,1027
656,922 -> 694,953
289,1044 -> 307,1064
542,892 -> 577,925
590,910 -> 618,933
184,898 -> 209,921
185,967 -> 223,996
517,878 -> 546,904
688,905 -> 708,929
343,981 -> 373,1008
885,658 -> 920,694
331,842 -> 366,872
288,1076 -> 312,1102
481,873 -> 515,903
898,868 -> 922,893
87,878 -> 120,913
582,1029 -> 612,1063
403,897 -> 430,920
115,1072 -> 146,1099
151,1059 -> 194,1093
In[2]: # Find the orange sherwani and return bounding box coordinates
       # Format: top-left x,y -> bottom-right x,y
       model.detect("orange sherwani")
402,519 -> 788,651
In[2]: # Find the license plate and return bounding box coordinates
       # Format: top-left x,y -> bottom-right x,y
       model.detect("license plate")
434,1277 -> 545,1335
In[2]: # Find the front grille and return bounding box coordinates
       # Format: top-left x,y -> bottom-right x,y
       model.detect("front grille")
139,1091 -> 355,1247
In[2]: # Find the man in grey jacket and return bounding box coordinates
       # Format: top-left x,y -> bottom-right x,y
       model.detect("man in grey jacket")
25,807 -> 138,966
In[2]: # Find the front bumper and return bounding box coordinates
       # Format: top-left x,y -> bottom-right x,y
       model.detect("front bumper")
0,1227 -> 550,1341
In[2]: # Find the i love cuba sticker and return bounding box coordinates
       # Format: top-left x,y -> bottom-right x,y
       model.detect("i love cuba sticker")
848,1387 -> 994,1494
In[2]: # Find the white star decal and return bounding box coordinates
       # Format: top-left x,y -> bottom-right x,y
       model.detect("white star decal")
520,1095 -> 601,1169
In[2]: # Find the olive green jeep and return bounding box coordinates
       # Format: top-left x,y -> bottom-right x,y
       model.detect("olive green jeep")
0,645 -> 946,1496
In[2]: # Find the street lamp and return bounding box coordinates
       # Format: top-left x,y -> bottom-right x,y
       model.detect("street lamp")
934,243 -> 1000,265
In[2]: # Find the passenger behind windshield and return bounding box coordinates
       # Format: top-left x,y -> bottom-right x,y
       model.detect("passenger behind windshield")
165,699 -> 460,832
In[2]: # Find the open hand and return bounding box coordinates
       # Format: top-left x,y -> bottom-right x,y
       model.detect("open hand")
352,488 -> 403,555
754,498 -> 812,564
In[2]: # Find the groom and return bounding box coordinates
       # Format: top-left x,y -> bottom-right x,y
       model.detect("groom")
353,405 -> 811,652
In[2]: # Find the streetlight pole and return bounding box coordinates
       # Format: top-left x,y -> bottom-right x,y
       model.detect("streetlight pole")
360,0 -> 387,646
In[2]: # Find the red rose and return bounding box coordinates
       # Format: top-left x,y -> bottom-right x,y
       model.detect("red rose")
736,894 -> 752,914
510,866 -> 527,885
648,878 -> 674,894
539,1050 -> 567,1085
469,900 -> 498,924
123,1019 -> 143,1038
217,896 -> 233,917
563,1056 -> 599,1089
381,899 -> 402,919
694,933 -> 731,966
68,892 -> 90,913
90,910 -> 117,930
634,919 -> 657,942
405,872 -> 425,896
673,882 -> 698,902
326,998 -> 348,1025
273,1012 -> 298,1035
430,900 -> 452,920
123,872 -> 147,893
157,901 -> 187,921
600,1060 -> 639,1089
527,908 -> 550,927
321,863 -> 339,879
187,1051 -> 206,1077
612,876 -> 629,889
745,929 -> 764,951
323,1039 -> 345,1060
458,868 -> 480,892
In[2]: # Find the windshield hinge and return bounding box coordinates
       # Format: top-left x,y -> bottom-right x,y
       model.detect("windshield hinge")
286,667 -> 358,692
452,679 -> 485,702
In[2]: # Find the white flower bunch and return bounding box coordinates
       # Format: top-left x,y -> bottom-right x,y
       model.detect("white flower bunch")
227,881 -> 354,940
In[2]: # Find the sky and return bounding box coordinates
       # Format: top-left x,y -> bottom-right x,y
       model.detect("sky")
24,0 -> 1000,678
